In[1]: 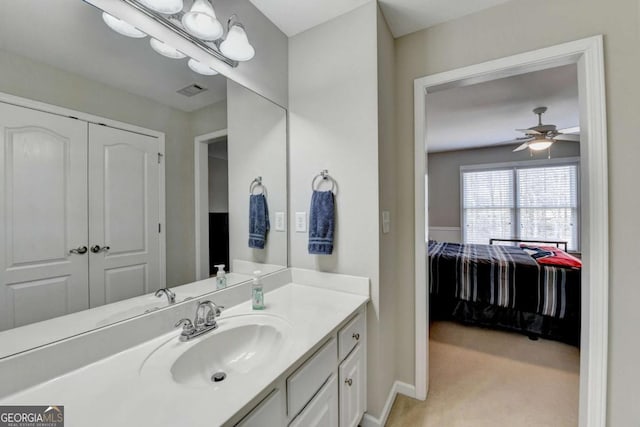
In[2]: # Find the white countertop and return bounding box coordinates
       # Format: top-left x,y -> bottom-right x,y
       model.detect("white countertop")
0,283 -> 368,427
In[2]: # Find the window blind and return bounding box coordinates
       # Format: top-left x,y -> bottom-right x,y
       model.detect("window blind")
462,162 -> 579,250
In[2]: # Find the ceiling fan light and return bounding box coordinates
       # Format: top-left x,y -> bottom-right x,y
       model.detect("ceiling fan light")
102,12 -> 147,38
528,139 -> 554,151
149,38 -> 186,59
187,58 -> 219,75
182,0 -> 223,41
219,23 -> 255,61
137,0 -> 184,14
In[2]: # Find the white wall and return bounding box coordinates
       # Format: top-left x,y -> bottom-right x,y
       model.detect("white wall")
227,81 -> 287,267
289,1 -> 393,418
393,0 -> 640,424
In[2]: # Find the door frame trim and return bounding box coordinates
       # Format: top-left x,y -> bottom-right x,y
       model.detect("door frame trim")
194,129 -> 228,281
413,35 -> 608,427
0,92 -> 167,289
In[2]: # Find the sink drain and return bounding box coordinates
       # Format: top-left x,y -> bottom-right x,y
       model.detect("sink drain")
211,371 -> 227,383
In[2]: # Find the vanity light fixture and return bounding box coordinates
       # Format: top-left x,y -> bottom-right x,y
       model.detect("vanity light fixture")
188,58 -> 219,75
218,16 -> 255,62
182,0 -> 223,41
102,12 -> 147,38
136,0 -> 183,14
149,38 -> 186,58
102,0 -> 255,69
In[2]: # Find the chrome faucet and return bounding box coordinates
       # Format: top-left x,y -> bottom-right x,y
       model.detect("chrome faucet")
155,288 -> 176,304
175,300 -> 224,342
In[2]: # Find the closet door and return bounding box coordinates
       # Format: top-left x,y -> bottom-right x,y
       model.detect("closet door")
88,124 -> 161,307
0,102 -> 89,331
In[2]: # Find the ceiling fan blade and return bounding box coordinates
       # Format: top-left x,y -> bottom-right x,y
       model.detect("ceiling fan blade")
516,128 -> 542,135
554,134 -> 580,142
558,126 -> 580,134
513,142 -> 530,152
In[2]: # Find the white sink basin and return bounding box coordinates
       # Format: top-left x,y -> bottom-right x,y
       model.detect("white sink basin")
140,314 -> 292,388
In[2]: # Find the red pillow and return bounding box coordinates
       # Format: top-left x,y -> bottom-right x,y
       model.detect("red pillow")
520,245 -> 582,268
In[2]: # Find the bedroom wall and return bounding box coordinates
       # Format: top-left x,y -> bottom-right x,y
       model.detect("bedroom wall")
393,0 -> 640,424
428,141 -> 581,228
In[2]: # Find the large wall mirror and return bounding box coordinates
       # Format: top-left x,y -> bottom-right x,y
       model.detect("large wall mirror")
0,0 -> 287,358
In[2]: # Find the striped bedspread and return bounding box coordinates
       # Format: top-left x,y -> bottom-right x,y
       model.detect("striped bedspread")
428,242 -> 581,319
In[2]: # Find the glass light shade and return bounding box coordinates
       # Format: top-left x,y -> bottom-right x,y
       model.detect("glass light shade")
137,0 -> 183,14
149,38 -> 186,59
528,139 -> 554,151
102,13 -> 147,38
219,23 -> 255,61
182,0 -> 223,41
188,58 -> 219,75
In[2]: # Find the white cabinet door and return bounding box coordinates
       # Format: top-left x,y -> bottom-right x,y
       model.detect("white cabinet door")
339,344 -> 365,427
237,388 -> 285,427
88,124 -> 161,306
290,374 -> 338,427
0,102 -> 89,331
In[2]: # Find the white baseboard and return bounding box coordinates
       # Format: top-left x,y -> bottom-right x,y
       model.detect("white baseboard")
361,381 -> 416,427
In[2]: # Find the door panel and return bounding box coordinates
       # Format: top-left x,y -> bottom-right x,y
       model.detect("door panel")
88,124 -> 160,306
0,102 -> 89,331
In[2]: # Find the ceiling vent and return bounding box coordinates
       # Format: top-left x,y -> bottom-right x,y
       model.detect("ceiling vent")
177,83 -> 208,97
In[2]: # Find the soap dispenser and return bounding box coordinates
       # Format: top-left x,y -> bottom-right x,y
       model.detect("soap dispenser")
215,264 -> 227,290
252,270 -> 265,310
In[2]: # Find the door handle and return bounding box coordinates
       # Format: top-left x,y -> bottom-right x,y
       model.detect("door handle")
90,245 -> 110,254
69,246 -> 88,255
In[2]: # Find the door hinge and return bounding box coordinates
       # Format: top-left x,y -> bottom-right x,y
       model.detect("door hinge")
158,223 -> 162,233
157,153 -> 163,164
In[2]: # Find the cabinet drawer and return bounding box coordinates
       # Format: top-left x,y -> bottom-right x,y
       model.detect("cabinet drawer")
287,337 -> 337,417
236,388 -> 284,427
338,311 -> 364,361
289,374 -> 338,427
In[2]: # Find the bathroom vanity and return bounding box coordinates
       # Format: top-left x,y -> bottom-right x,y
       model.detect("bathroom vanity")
0,269 -> 369,427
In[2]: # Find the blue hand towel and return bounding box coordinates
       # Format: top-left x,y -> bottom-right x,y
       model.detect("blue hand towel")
249,194 -> 270,249
308,190 -> 334,255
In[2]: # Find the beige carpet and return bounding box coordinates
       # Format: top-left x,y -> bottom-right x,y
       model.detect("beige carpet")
386,321 -> 580,427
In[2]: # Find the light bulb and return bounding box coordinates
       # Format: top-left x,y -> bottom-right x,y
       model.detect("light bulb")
219,23 -> 255,61
528,139 -> 554,151
188,58 -> 219,75
102,12 -> 146,38
137,0 -> 183,14
149,38 -> 186,59
182,0 -> 223,41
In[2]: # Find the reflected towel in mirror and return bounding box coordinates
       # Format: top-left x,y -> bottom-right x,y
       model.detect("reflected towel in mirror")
249,194 -> 270,249
308,190 -> 334,255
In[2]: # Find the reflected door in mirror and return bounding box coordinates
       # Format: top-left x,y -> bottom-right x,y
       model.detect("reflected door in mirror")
0,102 -> 164,331
0,103 -> 89,331
88,124 -> 161,307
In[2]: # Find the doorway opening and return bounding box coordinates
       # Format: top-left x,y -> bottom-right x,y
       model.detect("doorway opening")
195,129 -> 229,281
413,36 -> 608,427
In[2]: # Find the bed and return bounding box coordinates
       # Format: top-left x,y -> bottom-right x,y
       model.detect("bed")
428,240 -> 581,346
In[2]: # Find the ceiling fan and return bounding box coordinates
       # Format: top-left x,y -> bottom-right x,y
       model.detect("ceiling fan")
512,107 -> 580,152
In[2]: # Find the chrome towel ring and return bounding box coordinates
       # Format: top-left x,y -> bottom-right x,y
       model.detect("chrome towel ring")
249,176 -> 265,195
311,169 -> 336,193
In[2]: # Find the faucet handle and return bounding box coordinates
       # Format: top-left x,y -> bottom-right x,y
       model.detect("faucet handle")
175,318 -> 195,334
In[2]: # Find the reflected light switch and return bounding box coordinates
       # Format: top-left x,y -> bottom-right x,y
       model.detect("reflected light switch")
275,212 -> 285,231
295,212 -> 307,233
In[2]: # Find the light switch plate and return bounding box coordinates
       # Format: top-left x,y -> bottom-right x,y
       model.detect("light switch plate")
275,212 -> 285,231
295,212 -> 307,232
382,210 -> 390,234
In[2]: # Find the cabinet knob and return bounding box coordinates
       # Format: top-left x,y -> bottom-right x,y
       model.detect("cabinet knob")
345,378 -> 353,386
352,332 -> 360,341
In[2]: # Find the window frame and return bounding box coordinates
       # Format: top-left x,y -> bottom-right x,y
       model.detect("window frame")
460,156 -> 581,251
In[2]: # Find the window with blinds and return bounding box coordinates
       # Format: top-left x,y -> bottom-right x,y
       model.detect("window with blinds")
461,161 -> 579,250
